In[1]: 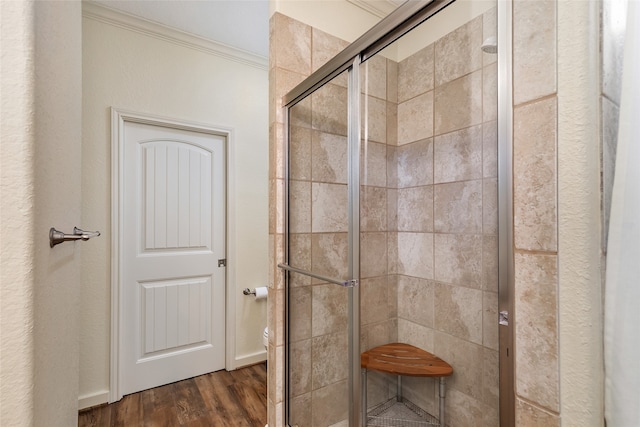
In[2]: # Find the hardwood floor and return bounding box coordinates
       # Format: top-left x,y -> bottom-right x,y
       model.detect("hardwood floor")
78,363 -> 267,427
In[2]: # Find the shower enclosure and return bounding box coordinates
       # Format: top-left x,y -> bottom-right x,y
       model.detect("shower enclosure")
277,1 -> 512,425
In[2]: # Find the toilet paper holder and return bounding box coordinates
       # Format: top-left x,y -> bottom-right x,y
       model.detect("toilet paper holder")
243,287 -> 268,300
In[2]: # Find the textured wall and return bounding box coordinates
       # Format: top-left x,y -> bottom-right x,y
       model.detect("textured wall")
0,1 -> 83,425
80,9 -> 269,407
0,1 -> 37,424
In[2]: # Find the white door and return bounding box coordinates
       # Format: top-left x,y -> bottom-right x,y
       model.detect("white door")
121,120 -> 226,396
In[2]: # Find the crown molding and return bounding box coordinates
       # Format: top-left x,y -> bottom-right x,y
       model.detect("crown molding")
346,0 -> 402,18
82,2 -> 268,71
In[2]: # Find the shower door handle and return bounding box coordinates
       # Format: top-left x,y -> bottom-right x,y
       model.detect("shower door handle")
277,263 -> 358,287
499,311 -> 509,326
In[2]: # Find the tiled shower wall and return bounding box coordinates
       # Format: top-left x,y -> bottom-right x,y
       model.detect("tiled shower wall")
385,10 -> 500,426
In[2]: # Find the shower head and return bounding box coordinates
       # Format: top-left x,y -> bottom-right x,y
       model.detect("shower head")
481,36 -> 497,54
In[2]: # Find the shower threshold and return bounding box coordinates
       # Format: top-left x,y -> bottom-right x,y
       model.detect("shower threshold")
366,398 -> 439,427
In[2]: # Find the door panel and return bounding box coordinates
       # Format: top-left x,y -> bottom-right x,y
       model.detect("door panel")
287,69 -> 352,427
121,121 -> 225,396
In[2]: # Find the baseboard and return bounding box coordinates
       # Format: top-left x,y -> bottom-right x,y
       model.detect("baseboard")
233,349 -> 267,369
78,390 -> 110,411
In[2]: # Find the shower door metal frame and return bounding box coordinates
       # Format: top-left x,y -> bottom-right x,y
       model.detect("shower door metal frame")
280,0 -> 515,424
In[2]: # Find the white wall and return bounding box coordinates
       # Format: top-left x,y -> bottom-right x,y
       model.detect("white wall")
80,4 -> 269,407
1,0 -> 83,425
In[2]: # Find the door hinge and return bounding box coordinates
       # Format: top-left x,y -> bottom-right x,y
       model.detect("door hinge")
218,259 -> 226,267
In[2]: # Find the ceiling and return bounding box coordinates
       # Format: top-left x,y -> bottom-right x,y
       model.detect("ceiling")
90,0 -> 403,58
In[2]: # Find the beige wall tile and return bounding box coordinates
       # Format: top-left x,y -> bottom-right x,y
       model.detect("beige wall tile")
483,348 -> 499,409
397,232 -> 434,279
361,276 -> 390,325
312,82 -> 348,135
387,188 -> 398,231
362,95 -> 387,143
397,139 -> 433,188
270,123 -> 285,180
362,54 -> 387,100
311,233 -> 348,282
386,145 -> 398,189
446,388 -> 493,427
289,95 -> 312,129
312,283 -> 348,337
398,318 -> 434,352
483,120 -> 498,178
272,13 -> 311,75
290,339 -> 312,397
434,180 -> 482,234
361,141 -> 388,188
516,398 -> 560,427
361,186 -> 387,232
402,375 -> 438,415
483,63 -> 497,123
364,319 -> 397,350
276,68 -> 309,126
483,291 -> 499,351
361,232 -> 388,278
386,58 -> 398,103
434,233 -> 482,288
387,231 -> 398,275
312,27 -> 349,74
311,380 -> 349,427
387,275 -> 398,319
289,180 -> 311,233
434,125 -> 483,183
289,393 -> 312,427
290,125 -> 311,181
397,275 -> 434,328
289,286 -> 312,342
434,283 -> 483,344
514,97 -> 557,251
312,332 -> 348,389
515,252 -> 559,411
311,182 -> 348,233
386,100 -> 398,146
397,186 -> 433,232
434,331 -> 483,401
483,178 -> 498,235
435,70 -> 483,136
289,233 -> 311,286
398,44 -> 434,103
311,130 -> 347,184
398,91 -> 434,145
513,0 -> 556,105
482,235 -> 498,292
435,16 -> 483,87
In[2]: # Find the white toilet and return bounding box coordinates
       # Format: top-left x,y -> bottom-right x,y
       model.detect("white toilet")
263,326 -> 269,349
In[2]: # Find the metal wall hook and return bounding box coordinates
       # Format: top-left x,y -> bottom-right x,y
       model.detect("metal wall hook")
49,227 -> 101,248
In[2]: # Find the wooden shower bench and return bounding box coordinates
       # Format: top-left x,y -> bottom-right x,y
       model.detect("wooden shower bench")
361,343 -> 453,426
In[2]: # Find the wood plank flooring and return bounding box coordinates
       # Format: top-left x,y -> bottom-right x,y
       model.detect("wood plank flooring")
78,363 -> 267,427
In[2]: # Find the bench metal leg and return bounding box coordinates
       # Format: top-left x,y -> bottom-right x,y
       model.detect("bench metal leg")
439,377 -> 446,427
361,368 -> 367,427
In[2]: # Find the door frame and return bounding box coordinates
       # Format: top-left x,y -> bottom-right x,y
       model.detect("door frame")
109,108 -> 236,402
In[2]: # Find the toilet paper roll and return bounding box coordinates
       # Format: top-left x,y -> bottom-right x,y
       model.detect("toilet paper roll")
254,286 -> 268,300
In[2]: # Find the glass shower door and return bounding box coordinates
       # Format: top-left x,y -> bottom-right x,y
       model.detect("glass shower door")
285,67 -> 357,427
359,6 -> 500,426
